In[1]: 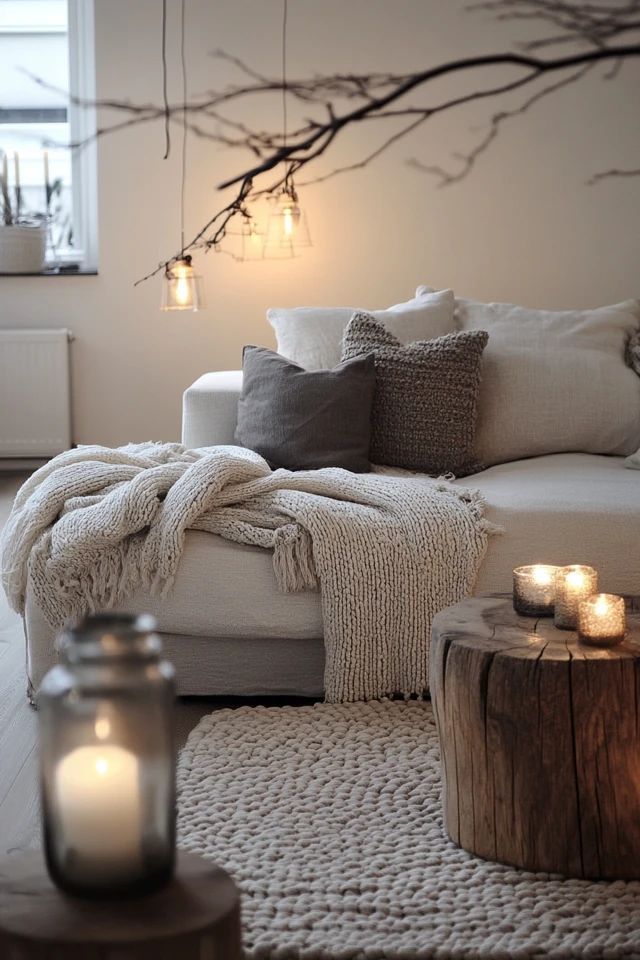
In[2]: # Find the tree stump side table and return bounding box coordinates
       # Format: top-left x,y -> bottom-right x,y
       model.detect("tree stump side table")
0,850 -> 241,960
430,595 -> 640,880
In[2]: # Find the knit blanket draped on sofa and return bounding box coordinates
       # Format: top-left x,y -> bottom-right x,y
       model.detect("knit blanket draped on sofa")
1,442 -> 497,702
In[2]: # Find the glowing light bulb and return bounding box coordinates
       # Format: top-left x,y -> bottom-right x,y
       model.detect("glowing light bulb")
174,267 -> 191,306
283,204 -> 294,237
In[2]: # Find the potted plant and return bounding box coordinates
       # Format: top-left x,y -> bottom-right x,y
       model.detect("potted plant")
0,150 -> 47,274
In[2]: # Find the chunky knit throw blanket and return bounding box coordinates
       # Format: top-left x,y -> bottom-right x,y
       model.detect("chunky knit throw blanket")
1,442 -> 497,702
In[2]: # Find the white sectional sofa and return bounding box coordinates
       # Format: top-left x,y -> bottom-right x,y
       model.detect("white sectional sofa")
24,369 -> 640,698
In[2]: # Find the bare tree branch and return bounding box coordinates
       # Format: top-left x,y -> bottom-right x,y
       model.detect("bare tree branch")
407,62 -> 594,185
23,0 -> 636,279
587,166 -> 640,184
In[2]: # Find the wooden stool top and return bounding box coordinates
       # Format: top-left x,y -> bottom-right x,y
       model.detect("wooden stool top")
0,850 -> 241,956
432,594 -> 640,662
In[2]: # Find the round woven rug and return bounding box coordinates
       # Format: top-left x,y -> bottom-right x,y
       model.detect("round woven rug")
177,699 -> 640,959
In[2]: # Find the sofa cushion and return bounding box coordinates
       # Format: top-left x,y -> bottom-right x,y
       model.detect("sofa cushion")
421,286 -> 640,466
268,288 -> 455,370
342,311 -> 488,475
235,346 -> 376,471
464,453 -> 640,595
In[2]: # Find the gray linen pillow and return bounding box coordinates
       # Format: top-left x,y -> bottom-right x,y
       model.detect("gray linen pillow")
341,312 -> 488,476
235,346 -> 376,472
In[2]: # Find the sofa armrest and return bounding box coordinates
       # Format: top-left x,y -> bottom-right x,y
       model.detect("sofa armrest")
182,370 -> 243,448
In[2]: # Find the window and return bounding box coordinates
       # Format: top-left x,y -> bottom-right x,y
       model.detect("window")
0,0 -> 97,271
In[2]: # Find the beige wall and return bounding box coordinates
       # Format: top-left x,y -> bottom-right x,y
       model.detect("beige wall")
2,0 -> 639,446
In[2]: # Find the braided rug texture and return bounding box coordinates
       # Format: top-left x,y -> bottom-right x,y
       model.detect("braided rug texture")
178,700 -> 640,959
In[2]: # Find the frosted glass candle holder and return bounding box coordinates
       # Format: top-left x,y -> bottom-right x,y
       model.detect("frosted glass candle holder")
513,565 -> 559,617
38,613 -> 176,898
554,565 -> 598,630
578,594 -> 626,647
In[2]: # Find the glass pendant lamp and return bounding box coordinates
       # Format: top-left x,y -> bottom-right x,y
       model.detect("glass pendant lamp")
161,255 -> 204,311
263,185 -> 312,259
158,2 -> 204,311
240,216 -> 266,261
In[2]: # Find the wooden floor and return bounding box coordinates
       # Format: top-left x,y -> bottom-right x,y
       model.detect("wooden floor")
0,472 -> 313,861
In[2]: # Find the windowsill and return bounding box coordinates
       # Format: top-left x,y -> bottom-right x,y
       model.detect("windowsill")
0,267 -> 98,277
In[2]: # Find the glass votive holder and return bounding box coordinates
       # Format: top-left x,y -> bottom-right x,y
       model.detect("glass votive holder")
38,613 -> 176,898
577,593 -> 626,647
513,564 -> 559,617
554,565 -> 598,630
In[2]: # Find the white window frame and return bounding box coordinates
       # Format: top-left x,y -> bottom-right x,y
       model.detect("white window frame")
67,0 -> 98,271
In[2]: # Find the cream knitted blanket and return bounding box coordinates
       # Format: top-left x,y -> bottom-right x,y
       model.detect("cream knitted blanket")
1,442 -> 497,702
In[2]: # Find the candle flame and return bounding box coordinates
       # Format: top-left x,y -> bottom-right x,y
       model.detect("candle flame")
95,756 -> 109,777
532,566 -> 553,586
594,595 -> 609,617
94,716 -> 111,741
566,570 -> 586,589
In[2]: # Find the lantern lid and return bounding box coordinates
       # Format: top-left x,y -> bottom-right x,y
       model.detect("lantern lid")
57,613 -> 161,664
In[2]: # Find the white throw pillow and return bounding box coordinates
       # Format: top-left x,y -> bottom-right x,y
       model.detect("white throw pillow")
418,288 -> 640,466
268,288 -> 455,370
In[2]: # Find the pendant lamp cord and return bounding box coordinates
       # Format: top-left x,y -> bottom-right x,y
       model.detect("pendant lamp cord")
160,0 -> 188,257
180,0 -> 187,256
161,0 -> 170,160
281,0 -> 290,191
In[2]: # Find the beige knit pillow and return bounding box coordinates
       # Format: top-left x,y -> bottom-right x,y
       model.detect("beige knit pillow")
342,312 -> 488,476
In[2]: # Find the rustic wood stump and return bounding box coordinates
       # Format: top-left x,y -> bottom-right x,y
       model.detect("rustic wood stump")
0,850 -> 241,960
430,595 -> 640,880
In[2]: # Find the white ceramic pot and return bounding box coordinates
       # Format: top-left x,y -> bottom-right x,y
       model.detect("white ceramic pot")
0,223 -> 47,274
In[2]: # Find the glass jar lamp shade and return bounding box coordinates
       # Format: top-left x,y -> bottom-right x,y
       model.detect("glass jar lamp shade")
263,190 -> 312,259
237,215 -> 266,261
161,255 -> 203,311
38,613 -> 176,898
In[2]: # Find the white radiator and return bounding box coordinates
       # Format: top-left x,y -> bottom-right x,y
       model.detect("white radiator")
0,329 -> 72,457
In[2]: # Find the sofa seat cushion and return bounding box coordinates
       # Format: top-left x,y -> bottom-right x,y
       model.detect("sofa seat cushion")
108,453 -> 639,632
465,453 -> 639,595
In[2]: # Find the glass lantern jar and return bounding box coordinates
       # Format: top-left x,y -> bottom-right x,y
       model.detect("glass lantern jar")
38,613 -> 176,898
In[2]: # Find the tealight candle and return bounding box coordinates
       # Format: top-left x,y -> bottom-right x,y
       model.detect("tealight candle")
554,565 -> 598,630
513,564 -> 559,617
578,593 -> 626,647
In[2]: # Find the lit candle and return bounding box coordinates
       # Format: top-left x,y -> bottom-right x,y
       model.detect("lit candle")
513,564 -> 559,617
554,565 -> 598,630
578,593 -> 626,647
54,744 -> 142,881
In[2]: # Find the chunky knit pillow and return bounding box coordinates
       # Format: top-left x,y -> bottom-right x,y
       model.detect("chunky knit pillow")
342,312 -> 488,476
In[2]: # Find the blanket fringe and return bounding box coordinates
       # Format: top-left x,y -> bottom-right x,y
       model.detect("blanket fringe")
273,526 -> 318,593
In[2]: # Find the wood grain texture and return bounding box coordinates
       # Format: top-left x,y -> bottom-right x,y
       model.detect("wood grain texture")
430,595 -> 640,880
0,850 -> 241,959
